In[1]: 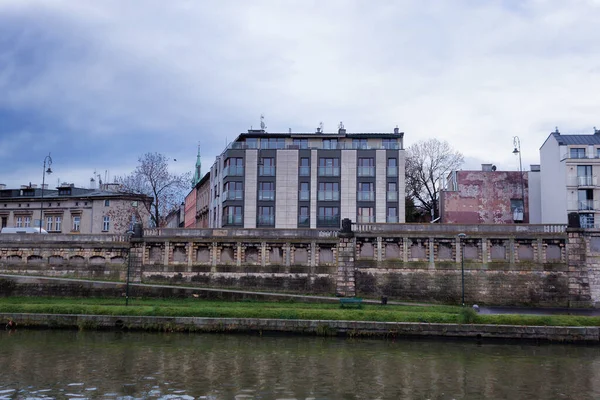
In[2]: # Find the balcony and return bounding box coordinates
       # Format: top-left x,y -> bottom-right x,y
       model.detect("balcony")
576,176 -> 597,187
257,215 -> 275,226
387,215 -> 399,223
387,191 -> 398,202
318,191 -> 339,201
223,190 -> 243,201
318,166 -> 340,177
259,166 -> 276,176
299,166 -> 310,176
223,214 -> 243,226
357,191 -> 375,201
298,215 -> 310,227
258,190 -> 275,201
317,215 -> 340,227
357,215 -> 375,223
387,166 -> 398,177
223,166 -> 244,178
578,200 -> 597,211
357,166 -> 375,177
299,190 -> 310,201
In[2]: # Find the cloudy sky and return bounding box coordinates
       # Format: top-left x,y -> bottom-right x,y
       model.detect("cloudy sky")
1,0 -> 599,189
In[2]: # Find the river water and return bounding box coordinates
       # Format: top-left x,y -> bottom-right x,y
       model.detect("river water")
1,330 -> 599,399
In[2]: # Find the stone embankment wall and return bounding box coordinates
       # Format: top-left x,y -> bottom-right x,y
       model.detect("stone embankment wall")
2,313 -> 598,343
2,223 -> 600,307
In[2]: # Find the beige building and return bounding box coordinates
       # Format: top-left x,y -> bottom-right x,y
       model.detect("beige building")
0,183 -> 152,234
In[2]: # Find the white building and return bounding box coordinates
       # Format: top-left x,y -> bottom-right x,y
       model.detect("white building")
208,126 -> 406,229
540,127 -> 600,226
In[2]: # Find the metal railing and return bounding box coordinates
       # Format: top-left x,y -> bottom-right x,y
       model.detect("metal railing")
223,166 -> 244,177
318,191 -> 340,201
318,166 -> 340,177
357,191 -> 375,201
357,166 -> 375,177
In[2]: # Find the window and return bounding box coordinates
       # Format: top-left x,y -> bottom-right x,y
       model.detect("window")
55,216 -> 62,232
104,199 -> 110,207
578,189 -> 594,211
261,138 -> 285,149
387,207 -> 398,223
299,158 -> 310,176
223,206 -> 243,225
257,206 -> 274,226
259,182 -> 275,200
224,182 -> 243,200
387,158 -> 398,177
570,148 -> 586,159
577,165 -> 593,186
46,216 -> 53,232
357,207 -> 374,223
387,182 -> 398,201
318,182 -> 339,201
511,199 -> 524,222
298,206 -> 310,226
15,216 -> 23,228
317,206 -> 339,227
382,138 -> 398,150
259,158 -> 276,176
293,139 -> 309,149
323,138 -> 338,150
58,188 -> 71,195
224,157 -> 244,177
246,138 -> 258,149
358,182 -> 374,201
73,216 -> 81,232
318,158 -> 340,176
299,182 -> 310,201
103,216 -> 110,231
24,216 -> 31,228
352,139 -> 368,149
358,158 -> 375,177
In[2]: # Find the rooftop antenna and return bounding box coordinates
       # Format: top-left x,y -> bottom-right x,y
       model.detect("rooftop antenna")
288,128 -> 291,133
260,114 -> 267,131
338,121 -> 344,130
319,121 -> 324,133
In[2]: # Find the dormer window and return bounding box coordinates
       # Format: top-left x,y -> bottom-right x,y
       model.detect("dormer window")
22,189 -> 34,196
58,188 -> 71,195
570,148 -> 586,158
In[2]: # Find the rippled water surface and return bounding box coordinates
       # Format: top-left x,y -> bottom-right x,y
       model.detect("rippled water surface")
1,329 -> 600,399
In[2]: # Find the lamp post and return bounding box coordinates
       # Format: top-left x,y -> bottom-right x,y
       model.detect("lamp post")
458,233 -> 466,306
512,136 -> 525,220
39,153 -> 53,231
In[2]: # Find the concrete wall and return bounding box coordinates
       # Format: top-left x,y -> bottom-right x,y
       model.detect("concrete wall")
540,135 -> 567,223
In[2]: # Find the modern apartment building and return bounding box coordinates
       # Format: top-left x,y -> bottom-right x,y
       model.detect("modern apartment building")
0,183 -> 151,234
208,126 -> 406,229
540,127 -> 600,226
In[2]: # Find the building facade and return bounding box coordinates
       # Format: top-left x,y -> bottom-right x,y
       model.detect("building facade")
440,164 -> 535,224
540,128 -> 600,226
0,183 -> 151,234
208,126 -> 406,229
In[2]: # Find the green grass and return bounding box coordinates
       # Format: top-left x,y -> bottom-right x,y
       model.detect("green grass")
0,297 -> 599,327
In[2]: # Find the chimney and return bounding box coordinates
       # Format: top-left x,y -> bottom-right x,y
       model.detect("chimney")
394,126 -> 399,134
481,164 -> 493,172
338,121 -> 346,134
0,184 -> 5,190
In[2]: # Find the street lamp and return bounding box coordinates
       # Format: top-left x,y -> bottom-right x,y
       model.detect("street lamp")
458,232 -> 466,306
512,136 -> 525,221
40,153 -> 53,231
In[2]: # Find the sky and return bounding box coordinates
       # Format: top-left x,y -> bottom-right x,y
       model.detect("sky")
1,0 -> 599,189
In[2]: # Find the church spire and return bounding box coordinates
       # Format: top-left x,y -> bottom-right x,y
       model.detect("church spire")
193,143 -> 202,187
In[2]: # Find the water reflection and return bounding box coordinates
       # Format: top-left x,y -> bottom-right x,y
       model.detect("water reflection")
1,330 -> 599,399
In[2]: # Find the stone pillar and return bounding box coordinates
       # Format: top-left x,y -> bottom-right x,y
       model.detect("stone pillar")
163,241 -> 170,269
403,237 -> 409,263
261,242 -> 267,267
187,241 -> 194,267
429,237 -> 435,269
237,243 -> 242,267
336,218 -> 356,297
567,227 -> 592,307
509,238 -> 515,265
377,236 -> 383,262
211,242 -> 218,273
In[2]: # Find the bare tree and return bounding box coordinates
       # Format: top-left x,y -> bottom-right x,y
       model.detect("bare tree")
115,153 -> 191,227
406,139 -> 464,220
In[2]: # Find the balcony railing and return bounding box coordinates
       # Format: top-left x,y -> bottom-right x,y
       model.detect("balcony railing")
299,190 -> 310,201
387,191 -> 398,202
299,166 -> 310,176
357,166 -> 375,177
317,215 -> 340,227
357,215 -> 375,223
318,191 -> 339,201
257,215 -> 275,226
223,190 -> 243,201
258,190 -> 275,201
357,191 -> 375,201
318,166 -> 340,176
386,215 -> 399,223
579,200 -> 597,211
223,166 -> 244,178
223,214 -> 243,226
259,166 -> 276,176
576,176 -> 597,187
298,215 -> 310,227
387,166 -> 398,177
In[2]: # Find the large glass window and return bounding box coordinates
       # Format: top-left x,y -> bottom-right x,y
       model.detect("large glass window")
387,207 -> 398,223
224,157 -> 244,177
298,206 -> 310,227
299,182 -> 310,201
357,207 -> 374,223
352,139 -> 368,149
259,158 -> 276,176
570,148 -> 586,159
318,158 -> 340,176
387,158 -> 398,177
382,138 -> 398,149
387,182 -> 398,201
358,158 -> 375,177
257,206 -> 275,226
577,165 -> 593,186
223,206 -> 243,225
246,138 -> 258,149
299,157 -> 310,176
259,182 -> 275,201
318,182 -> 339,201
358,182 -> 374,201
317,206 -> 339,227
224,182 -> 243,200
323,139 -> 338,150
293,139 -> 309,149
261,138 -> 285,149
578,189 -> 594,210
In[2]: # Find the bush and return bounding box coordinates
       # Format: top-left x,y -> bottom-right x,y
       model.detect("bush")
458,307 -> 478,324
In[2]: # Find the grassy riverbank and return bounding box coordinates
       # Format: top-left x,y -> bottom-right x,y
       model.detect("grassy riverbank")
1,297 -> 600,327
